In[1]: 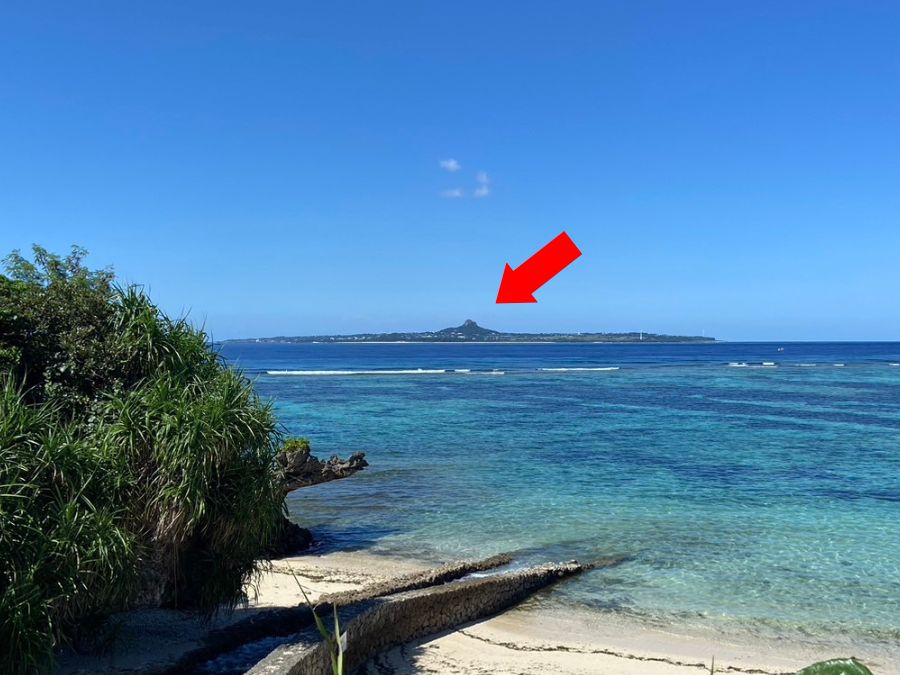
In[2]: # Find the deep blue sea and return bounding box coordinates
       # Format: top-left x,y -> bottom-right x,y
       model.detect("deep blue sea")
221,342 -> 900,648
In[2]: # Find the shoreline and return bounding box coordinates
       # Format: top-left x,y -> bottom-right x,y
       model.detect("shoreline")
58,549 -> 898,674
347,554 -> 898,675
253,551 -> 900,674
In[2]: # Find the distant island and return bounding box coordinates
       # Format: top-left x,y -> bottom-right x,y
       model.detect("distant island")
227,320 -> 716,344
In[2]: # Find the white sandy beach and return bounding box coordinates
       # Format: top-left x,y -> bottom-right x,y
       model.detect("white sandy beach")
260,552 -> 900,674
297,555 -> 897,675
58,550 -> 898,674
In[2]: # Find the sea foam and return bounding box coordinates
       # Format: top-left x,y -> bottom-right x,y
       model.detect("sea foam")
538,367 -> 620,372
266,369 -> 449,376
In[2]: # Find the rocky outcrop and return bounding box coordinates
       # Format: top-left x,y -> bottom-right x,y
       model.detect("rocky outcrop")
268,517 -> 315,557
270,442 -> 368,555
280,444 -> 368,494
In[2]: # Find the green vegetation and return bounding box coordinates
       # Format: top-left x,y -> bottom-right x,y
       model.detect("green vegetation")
708,657 -> 875,675
282,436 -> 312,454
796,658 -> 875,675
0,246 -> 285,673
294,573 -> 345,675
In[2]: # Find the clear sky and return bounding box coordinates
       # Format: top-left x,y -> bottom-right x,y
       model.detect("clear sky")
2,1 -> 899,340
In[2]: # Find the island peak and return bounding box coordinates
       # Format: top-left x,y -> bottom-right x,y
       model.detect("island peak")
436,320 -> 501,339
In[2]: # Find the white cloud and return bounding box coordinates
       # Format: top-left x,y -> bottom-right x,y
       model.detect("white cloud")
436,163 -> 491,199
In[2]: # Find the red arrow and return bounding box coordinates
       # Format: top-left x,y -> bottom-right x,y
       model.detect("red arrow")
496,231 -> 582,303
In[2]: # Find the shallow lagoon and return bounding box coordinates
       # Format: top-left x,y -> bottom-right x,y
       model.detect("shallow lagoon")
222,342 -> 900,648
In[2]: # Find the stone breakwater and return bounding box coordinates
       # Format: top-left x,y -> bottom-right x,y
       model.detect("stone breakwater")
248,560 -> 593,675
163,554 -> 514,674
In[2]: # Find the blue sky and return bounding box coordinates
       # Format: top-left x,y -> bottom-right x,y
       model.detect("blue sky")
2,1 -> 899,340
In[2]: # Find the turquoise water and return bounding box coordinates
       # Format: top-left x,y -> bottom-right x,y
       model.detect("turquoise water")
221,343 -> 900,647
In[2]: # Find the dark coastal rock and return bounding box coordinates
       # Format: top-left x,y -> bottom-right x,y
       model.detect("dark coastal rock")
268,441 -> 368,558
279,442 -> 368,493
268,516 -> 314,556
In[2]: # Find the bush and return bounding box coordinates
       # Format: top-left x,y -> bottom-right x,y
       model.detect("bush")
796,658 -> 874,675
282,437 -> 312,453
0,382 -> 137,672
0,246 -> 285,673
0,245 -> 118,414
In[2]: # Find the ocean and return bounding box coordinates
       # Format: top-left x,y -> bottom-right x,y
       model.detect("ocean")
220,342 -> 900,652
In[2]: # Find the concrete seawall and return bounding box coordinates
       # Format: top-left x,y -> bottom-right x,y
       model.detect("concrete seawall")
161,554 -> 513,674
248,561 -> 590,675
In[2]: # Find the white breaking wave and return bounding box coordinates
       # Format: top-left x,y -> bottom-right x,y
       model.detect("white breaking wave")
539,367 -> 620,372
266,368 -> 450,376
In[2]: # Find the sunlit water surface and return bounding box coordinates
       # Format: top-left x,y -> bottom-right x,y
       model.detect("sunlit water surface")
221,342 -> 900,650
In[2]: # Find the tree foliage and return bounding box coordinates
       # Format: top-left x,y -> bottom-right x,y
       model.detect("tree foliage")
0,246 -> 285,673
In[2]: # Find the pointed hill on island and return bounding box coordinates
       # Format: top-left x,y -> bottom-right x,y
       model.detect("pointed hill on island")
434,319 -> 501,339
